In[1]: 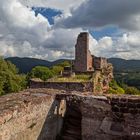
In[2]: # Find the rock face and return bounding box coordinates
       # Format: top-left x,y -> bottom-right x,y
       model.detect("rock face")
93,63 -> 113,94
0,89 -> 140,140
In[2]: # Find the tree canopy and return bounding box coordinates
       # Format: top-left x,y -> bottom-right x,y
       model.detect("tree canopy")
27,61 -> 71,81
28,66 -> 53,81
0,57 -> 26,95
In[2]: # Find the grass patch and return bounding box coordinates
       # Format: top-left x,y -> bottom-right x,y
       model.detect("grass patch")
48,74 -> 92,82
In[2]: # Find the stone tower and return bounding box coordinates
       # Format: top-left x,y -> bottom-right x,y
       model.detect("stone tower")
74,32 -> 93,72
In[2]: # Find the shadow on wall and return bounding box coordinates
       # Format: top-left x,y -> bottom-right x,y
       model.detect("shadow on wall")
37,97 -> 82,140
37,98 -> 66,140
58,100 -> 82,140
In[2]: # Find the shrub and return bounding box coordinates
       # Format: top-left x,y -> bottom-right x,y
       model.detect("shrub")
125,87 -> 140,95
109,80 -> 125,94
51,66 -> 63,75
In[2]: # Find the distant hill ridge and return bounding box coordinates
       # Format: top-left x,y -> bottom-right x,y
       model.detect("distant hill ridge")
5,57 -> 140,74
108,58 -> 140,72
5,57 -> 68,73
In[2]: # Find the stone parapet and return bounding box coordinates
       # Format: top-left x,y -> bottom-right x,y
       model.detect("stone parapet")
81,95 -> 140,140
0,89 -> 140,140
30,81 -> 94,92
0,89 -> 64,140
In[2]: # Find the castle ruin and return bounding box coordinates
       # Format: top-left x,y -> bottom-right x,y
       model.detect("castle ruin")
74,32 -> 108,72
30,32 -> 113,94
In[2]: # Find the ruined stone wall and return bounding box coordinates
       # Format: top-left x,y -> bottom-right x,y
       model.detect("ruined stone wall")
0,90 -> 140,140
81,95 -> 140,140
30,81 -> 94,92
74,32 -> 93,72
93,56 -> 108,70
0,90 -> 65,140
87,50 -> 93,71
56,94 -> 140,140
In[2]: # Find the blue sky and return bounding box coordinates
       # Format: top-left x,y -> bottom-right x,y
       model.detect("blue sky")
32,7 -> 121,40
90,26 -> 121,40
32,7 -> 62,25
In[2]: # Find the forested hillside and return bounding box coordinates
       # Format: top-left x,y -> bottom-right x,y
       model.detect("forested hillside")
6,57 -> 140,74
108,58 -> 140,72
6,57 -> 67,74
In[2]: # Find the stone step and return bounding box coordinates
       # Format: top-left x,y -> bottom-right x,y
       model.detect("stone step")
61,135 -> 81,140
64,122 -> 81,129
60,103 -> 81,140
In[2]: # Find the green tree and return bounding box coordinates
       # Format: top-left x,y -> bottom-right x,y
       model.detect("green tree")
51,65 -> 63,75
57,61 -> 71,67
29,66 -> 53,81
0,57 -> 26,95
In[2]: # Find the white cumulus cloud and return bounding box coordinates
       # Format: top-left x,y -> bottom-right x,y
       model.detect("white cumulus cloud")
0,0 -> 140,60
89,32 -> 140,60
0,0 -> 83,60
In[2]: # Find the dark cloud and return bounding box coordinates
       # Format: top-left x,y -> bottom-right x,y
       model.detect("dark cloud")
56,0 -> 140,30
